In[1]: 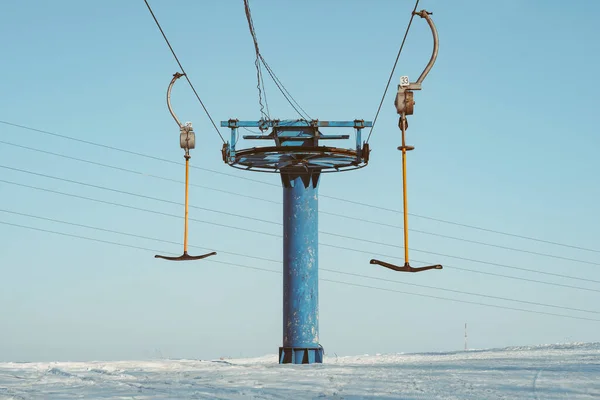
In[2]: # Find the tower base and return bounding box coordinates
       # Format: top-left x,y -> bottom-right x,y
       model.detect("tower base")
278,346 -> 324,364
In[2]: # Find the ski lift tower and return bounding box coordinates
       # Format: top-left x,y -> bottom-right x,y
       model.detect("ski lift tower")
221,119 -> 371,364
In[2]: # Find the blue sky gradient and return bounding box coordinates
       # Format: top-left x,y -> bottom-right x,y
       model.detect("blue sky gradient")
1,0 -> 599,361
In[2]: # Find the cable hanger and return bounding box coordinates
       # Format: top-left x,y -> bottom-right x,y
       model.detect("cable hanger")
155,73 -> 217,261
370,10 -> 442,273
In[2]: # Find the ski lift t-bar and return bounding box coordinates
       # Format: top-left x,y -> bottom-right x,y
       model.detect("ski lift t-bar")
370,10 -> 442,273
155,72 -> 217,262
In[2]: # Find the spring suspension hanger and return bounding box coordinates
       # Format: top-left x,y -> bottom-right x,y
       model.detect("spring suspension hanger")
370,10 -> 442,273
155,72 -> 217,261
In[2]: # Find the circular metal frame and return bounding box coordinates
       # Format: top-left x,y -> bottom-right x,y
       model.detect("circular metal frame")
224,145 -> 368,173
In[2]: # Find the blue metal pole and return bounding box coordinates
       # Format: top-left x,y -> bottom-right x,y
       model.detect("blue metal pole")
279,172 -> 323,364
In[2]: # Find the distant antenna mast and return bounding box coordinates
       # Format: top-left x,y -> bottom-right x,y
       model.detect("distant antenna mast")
464,323 -> 468,351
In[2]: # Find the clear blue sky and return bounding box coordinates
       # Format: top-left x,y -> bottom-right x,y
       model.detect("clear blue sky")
1,0 -> 599,362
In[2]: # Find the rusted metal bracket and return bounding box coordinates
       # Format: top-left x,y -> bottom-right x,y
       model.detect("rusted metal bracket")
394,9 -> 439,116
220,119 -> 371,173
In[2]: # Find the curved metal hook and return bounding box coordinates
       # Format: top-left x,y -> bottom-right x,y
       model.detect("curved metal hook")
414,10 -> 439,85
167,72 -> 185,128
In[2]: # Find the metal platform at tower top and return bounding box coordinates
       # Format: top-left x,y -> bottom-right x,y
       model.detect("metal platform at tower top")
221,119 -> 372,174
221,118 -> 371,364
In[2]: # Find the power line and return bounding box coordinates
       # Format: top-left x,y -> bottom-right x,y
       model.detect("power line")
0,208 -> 273,264
2,177 -> 600,294
0,165 -> 280,228
243,0 -> 269,121
142,0 -> 225,143
0,121 -> 273,187
321,268 -> 600,315
242,0 -> 311,120
322,279 -> 600,323
0,178 -> 280,239
323,229 -> 600,274
0,139 -> 280,206
2,139 -> 597,268
3,164 -> 599,284
259,55 -> 312,120
2,207 -> 599,316
321,205 -> 598,266
319,242 -> 600,294
2,218 -> 599,323
2,119 -> 599,255
324,227 -> 600,270
365,0 -> 420,143
320,193 -> 600,255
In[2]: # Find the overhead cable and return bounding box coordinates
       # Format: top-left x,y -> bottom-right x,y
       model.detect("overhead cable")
2,177 -> 600,293
2,120 -> 599,255
366,0 -> 421,143
1,139 -> 597,267
242,0 -> 311,120
142,0 -> 225,143
1,219 -> 599,323
3,164 -> 600,282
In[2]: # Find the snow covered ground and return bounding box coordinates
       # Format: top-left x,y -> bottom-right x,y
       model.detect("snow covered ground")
1,343 -> 598,399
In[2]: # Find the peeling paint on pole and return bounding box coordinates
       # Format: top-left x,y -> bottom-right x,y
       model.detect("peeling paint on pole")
279,172 -> 323,364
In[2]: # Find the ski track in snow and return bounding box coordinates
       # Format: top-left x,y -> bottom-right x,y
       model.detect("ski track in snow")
0,343 -> 599,399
